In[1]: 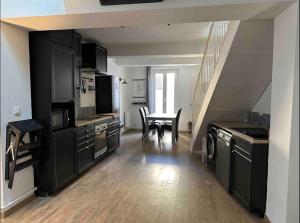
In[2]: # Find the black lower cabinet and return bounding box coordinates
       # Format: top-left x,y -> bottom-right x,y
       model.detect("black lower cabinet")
76,123 -> 95,175
231,138 -> 269,217
53,128 -> 77,188
231,150 -> 252,207
37,128 -> 77,195
77,145 -> 94,175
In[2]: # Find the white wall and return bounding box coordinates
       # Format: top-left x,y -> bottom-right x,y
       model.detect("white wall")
266,2 -> 299,223
0,23 -> 34,211
252,83 -> 272,114
122,67 -> 147,130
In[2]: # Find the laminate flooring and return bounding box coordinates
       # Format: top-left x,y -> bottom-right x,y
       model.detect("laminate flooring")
3,130 -> 269,223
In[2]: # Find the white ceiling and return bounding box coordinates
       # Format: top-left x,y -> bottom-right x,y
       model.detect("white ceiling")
77,22 -> 211,44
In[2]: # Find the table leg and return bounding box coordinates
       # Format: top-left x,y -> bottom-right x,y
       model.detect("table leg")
172,118 -> 176,144
145,118 -> 149,141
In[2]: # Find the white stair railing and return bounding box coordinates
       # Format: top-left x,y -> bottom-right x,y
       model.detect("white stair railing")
192,21 -> 231,129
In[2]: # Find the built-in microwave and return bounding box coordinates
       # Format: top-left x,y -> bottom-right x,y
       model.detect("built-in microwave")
51,109 -> 70,130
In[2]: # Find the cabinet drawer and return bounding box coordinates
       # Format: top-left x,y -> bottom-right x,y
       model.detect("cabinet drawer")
77,133 -> 95,145
77,144 -> 94,175
232,138 -> 252,158
77,124 -> 95,135
77,139 -> 95,151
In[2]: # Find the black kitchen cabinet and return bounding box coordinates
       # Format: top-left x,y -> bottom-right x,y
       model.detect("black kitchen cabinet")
52,128 -> 76,189
231,138 -> 269,217
95,75 -> 120,113
77,145 -> 94,175
231,149 -> 252,206
73,32 -> 82,56
82,43 -> 107,74
29,30 -> 82,195
50,30 -> 73,49
51,45 -> 74,102
76,123 -> 95,175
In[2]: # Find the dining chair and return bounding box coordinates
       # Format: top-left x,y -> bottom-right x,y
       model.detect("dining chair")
143,107 -> 150,116
139,108 -> 161,141
161,108 -> 182,141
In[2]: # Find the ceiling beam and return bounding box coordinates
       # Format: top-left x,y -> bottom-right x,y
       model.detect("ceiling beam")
1,2 -> 292,30
114,56 -> 203,66
105,41 -> 206,57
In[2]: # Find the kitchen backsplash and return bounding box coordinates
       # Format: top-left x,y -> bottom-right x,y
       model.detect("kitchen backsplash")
80,72 -> 96,108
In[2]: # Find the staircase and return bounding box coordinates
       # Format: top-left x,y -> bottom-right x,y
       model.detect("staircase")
191,19 -> 274,151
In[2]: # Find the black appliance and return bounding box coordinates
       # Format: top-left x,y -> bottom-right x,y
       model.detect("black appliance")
95,123 -> 108,159
231,132 -> 269,217
95,75 -> 120,113
51,109 -> 70,130
107,120 -> 121,152
100,0 -> 163,5
216,129 -> 232,191
81,43 -> 107,74
206,125 -> 217,173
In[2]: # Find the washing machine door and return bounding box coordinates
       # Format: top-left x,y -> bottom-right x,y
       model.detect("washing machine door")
207,133 -> 216,160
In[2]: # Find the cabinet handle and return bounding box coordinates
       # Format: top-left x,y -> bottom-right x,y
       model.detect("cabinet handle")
232,150 -> 252,163
234,145 -> 250,155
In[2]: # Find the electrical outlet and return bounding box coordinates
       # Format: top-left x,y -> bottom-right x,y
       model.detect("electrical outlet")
13,106 -> 21,116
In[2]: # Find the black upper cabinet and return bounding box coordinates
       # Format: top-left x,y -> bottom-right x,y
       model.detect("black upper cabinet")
50,30 -> 74,49
73,32 -> 82,57
82,43 -> 107,74
51,45 -> 74,102
52,128 -> 76,189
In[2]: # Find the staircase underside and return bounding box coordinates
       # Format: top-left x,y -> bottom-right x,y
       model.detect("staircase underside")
192,19 -> 274,151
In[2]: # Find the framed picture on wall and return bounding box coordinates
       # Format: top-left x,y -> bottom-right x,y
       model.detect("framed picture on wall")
133,79 -> 146,98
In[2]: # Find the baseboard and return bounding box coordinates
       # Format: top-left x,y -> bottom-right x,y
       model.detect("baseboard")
265,214 -> 271,223
1,189 -> 36,218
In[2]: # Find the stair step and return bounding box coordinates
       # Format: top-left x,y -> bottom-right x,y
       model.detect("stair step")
18,142 -> 40,152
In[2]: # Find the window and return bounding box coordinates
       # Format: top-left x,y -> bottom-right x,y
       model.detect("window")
153,69 -> 177,113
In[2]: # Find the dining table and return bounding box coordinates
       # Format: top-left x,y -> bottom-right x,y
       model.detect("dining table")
145,113 -> 177,144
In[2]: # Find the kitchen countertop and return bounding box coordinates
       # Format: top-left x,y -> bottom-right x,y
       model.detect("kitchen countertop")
212,121 -> 269,144
75,113 -> 120,127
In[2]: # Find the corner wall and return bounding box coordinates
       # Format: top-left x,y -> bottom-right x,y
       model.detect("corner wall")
252,83 -> 272,114
0,23 -> 34,211
266,2 -> 299,223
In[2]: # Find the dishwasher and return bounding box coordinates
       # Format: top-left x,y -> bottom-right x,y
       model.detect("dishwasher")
216,129 -> 232,191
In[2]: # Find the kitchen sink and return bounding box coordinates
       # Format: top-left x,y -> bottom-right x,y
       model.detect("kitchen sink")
230,127 -> 269,139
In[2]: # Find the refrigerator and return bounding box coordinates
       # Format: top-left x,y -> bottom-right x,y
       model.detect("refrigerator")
95,75 -> 120,114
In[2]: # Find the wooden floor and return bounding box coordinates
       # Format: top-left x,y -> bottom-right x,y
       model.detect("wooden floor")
3,130 -> 269,223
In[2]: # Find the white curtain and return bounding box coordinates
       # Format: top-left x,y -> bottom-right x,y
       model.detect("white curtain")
147,67 -> 155,113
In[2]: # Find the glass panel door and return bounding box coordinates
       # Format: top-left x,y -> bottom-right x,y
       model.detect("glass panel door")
153,70 -> 177,113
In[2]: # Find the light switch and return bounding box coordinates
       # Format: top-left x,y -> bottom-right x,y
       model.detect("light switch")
13,106 -> 21,116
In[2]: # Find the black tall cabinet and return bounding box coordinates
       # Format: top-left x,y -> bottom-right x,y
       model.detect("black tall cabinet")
95,75 -> 120,113
29,30 -> 81,195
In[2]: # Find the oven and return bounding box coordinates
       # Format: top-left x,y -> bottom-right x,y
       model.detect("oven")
107,120 -> 121,152
94,123 -> 107,160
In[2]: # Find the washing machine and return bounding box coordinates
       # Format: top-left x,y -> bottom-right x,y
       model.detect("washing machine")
206,124 -> 218,174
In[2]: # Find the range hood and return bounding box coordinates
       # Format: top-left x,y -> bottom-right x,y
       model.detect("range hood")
100,0 -> 163,5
